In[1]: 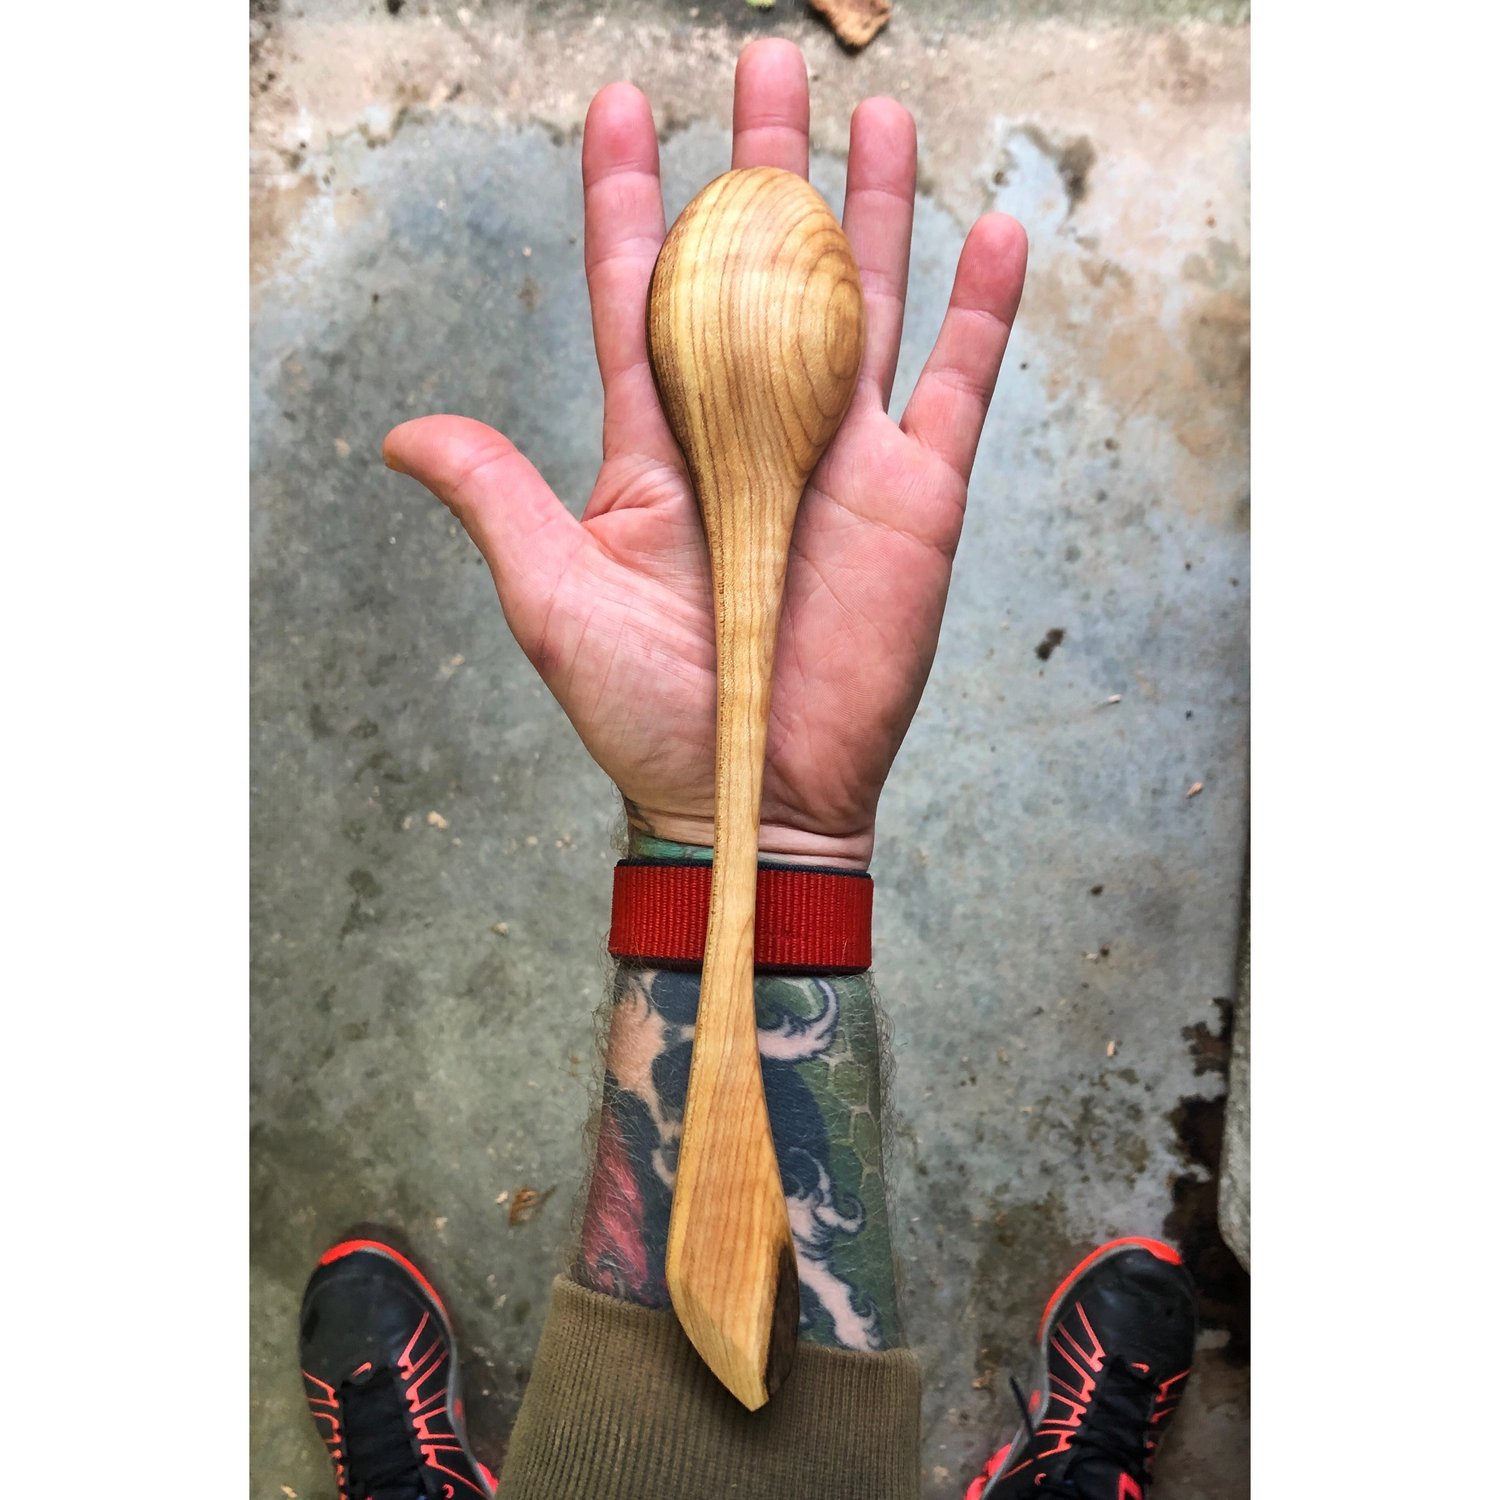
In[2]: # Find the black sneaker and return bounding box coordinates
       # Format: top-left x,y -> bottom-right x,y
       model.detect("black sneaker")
299,1231 -> 497,1500
965,1237 -> 1198,1500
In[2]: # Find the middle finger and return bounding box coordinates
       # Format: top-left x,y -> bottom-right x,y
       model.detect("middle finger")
731,38 -> 810,177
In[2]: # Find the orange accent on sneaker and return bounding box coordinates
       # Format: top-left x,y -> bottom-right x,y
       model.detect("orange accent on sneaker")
1037,1237 -> 1182,1344
963,1443 -> 1011,1500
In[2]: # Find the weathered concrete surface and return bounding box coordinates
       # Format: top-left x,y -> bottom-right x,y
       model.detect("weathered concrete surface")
251,4 -> 1249,1496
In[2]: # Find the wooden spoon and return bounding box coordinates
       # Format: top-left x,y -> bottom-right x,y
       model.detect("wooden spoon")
646,167 -> 865,1409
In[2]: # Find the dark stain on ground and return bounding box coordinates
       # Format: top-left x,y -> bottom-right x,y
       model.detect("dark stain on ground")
1166,998 -> 1250,1365
385,0 -> 404,14
340,868 -> 384,940
1014,125 -> 1097,214
1054,138 -> 1097,212
1182,996 -> 1233,1075
969,1192 -> 1078,1407
1035,627 -> 1066,661
354,747 -> 409,788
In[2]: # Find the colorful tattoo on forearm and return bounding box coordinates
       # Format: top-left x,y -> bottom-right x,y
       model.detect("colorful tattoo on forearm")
577,964 -> 902,1352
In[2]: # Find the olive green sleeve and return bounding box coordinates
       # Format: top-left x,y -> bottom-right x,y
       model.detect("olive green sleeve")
497,1277 -> 922,1500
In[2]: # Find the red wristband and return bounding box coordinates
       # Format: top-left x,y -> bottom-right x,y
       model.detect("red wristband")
608,858 -> 872,974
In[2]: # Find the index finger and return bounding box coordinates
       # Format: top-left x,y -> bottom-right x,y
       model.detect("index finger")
582,81 -> 675,461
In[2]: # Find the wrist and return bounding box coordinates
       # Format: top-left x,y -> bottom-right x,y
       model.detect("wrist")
622,802 -> 873,871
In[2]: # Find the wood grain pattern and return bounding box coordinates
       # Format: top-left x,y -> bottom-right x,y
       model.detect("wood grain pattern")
646,167 -> 865,1409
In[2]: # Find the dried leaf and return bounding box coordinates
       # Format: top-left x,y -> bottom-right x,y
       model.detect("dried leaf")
808,0 -> 891,48
508,1185 -> 556,1226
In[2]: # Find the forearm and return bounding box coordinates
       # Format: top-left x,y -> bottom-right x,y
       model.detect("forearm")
576,836 -> 903,1351
497,839 -> 920,1499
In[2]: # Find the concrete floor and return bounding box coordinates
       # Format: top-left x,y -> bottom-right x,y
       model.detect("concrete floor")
250,3 -> 1249,1496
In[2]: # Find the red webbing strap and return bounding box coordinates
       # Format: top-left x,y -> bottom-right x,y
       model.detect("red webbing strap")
608,859 -> 872,973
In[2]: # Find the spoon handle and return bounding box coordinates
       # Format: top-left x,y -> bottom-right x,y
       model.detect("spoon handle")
668,465 -> 800,1407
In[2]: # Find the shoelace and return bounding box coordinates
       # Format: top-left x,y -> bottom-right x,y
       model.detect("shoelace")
342,1366 -> 426,1500
1007,1357 -> 1154,1499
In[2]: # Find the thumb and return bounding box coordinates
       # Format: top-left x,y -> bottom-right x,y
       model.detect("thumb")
383,413 -> 582,644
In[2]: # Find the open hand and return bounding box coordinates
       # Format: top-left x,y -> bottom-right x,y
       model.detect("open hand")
384,39 -> 1027,867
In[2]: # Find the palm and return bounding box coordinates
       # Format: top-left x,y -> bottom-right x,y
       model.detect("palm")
386,41 -> 1026,865
565,402 -> 960,845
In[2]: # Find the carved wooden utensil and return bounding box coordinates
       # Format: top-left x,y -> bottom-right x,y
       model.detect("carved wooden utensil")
646,167 -> 865,1409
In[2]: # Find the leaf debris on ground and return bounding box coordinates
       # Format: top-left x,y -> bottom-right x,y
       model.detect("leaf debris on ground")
809,0 -> 891,47
508,1185 -> 556,1226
